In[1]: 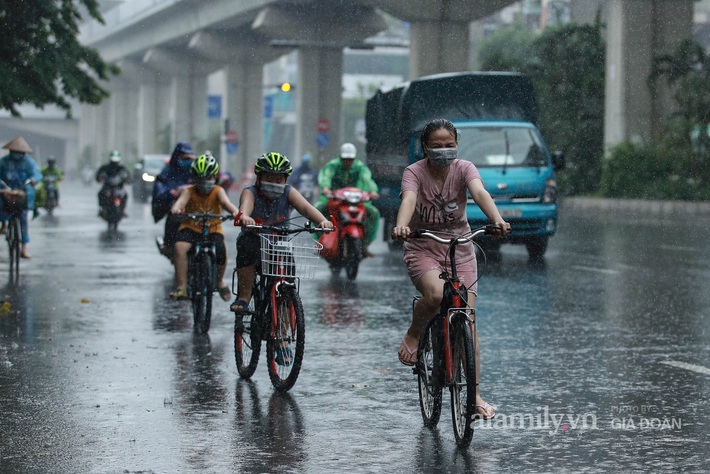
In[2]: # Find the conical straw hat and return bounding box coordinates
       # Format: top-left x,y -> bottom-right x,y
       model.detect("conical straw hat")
3,136 -> 32,153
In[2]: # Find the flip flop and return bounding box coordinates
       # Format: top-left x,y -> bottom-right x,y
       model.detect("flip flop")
398,337 -> 417,366
473,402 -> 496,420
230,299 -> 251,314
218,286 -> 231,302
169,289 -> 189,300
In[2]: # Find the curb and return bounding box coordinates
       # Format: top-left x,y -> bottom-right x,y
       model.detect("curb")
560,197 -> 710,216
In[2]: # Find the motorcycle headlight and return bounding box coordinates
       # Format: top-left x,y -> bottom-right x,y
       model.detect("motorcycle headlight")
343,190 -> 362,204
142,173 -> 156,183
542,178 -> 557,204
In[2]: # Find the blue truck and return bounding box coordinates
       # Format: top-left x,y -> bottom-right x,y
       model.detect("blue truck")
365,72 -> 565,259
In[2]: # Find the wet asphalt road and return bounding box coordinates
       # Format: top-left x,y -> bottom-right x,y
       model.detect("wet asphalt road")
1,182 -> 709,473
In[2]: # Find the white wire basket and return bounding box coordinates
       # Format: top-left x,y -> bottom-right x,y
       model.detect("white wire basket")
260,233 -> 323,279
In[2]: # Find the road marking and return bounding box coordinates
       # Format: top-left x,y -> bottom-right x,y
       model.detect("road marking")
661,360 -> 710,376
571,265 -> 619,275
658,244 -> 702,253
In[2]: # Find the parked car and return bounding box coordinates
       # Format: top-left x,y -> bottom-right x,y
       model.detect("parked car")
133,154 -> 169,202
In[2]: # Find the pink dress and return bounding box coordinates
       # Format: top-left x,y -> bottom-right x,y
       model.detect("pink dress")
401,159 -> 482,293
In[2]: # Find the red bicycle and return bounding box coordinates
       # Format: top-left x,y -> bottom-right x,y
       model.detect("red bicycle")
412,225 -> 498,448
233,222 -> 327,391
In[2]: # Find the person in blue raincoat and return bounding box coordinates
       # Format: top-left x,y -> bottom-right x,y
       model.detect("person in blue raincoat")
0,136 -> 42,259
152,141 -> 196,259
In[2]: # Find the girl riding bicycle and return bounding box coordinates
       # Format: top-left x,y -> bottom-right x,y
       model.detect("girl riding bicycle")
230,152 -> 332,313
392,118 -> 511,421
170,153 -> 239,300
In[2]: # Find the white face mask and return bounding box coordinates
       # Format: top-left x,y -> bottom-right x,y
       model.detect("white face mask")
259,182 -> 286,200
427,147 -> 457,168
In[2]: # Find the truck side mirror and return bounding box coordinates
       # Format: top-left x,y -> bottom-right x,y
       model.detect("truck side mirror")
552,151 -> 565,171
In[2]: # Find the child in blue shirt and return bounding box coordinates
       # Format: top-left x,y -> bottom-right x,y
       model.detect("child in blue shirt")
230,152 -> 332,313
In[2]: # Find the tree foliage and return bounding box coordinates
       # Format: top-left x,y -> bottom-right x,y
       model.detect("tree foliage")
479,20 -> 606,195
0,0 -> 119,117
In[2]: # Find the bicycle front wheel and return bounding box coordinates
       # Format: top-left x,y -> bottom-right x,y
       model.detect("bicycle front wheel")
450,313 -> 476,448
235,293 -> 262,379
418,317 -> 443,428
8,216 -> 20,281
192,255 -> 214,334
266,286 -> 305,391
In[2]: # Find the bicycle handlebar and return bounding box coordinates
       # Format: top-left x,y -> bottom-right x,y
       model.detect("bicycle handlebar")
244,223 -> 332,235
178,212 -> 232,222
411,225 -> 501,244
0,178 -> 34,190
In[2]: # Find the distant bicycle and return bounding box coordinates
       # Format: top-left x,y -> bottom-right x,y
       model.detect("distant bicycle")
412,225 -> 500,448
233,222 -> 327,391
0,179 -> 32,281
180,212 -> 233,334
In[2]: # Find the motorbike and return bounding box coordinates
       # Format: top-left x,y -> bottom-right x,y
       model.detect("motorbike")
42,175 -> 59,216
98,174 -> 128,231
319,187 -> 370,280
294,173 -> 317,204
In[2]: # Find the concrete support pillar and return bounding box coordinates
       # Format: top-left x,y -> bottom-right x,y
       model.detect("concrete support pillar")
225,63 -> 264,176
171,74 -> 192,145
296,48 -> 343,165
409,20 -> 470,79
138,81 -> 158,154
191,74 -> 208,150
604,0 -> 693,150
167,73 -> 208,150
570,0 -> 605,24
155,79 -> 172,152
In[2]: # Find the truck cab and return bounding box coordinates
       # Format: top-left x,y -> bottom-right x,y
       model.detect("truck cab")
366,72 -> 564,259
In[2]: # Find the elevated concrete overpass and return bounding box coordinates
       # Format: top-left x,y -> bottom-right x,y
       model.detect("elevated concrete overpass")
75,0 -> 694,177
77,0 -> 518,173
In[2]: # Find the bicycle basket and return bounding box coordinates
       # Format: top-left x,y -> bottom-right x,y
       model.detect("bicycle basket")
260,233 -> 323,279
1,190 -> 27,213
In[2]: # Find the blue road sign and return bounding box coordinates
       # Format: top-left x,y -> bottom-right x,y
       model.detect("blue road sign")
207,95 -> 222,119
264,96 -> 273,119
316,132 -> 329,149
227,142 -> 238,155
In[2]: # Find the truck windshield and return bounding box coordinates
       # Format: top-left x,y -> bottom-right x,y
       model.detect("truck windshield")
457,126 -> 547,168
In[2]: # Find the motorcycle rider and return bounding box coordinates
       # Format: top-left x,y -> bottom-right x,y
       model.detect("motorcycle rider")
38,156 -> 63,207
96,150 -> 130,218
0,136 -> 42,258
316,143 -> 380,257
287,153 -> 318,203
152,141 -> 196,260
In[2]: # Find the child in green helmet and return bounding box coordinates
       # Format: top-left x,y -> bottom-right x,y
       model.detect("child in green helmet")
230,152 -> 333,314
169,153 -> 239,300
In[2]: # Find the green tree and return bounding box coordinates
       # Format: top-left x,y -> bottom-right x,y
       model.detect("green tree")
478,26 -> 536,72
0,0 -> 119,117
479,20 -> 606,196
527,21 -> 606,195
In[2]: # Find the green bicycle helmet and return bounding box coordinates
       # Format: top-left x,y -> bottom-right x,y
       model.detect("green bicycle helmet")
191,153 -> 219,177
254,152 -> 292,176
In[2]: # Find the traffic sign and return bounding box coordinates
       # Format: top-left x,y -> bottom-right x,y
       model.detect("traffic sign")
207,95 -> 222,119
227,142 -> 238,155
316,132 -> 330,149
264,96 -> 273,119
317,118 -> 330,133
225,130 -> 239,144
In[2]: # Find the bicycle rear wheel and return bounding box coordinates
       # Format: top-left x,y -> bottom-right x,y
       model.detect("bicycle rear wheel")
418,317 -> 443,427
235,290 -> 262,379
191,254 -> 214,334
450,313 -> 476,448
7,216 -> 20,281
266,285 -> 305,391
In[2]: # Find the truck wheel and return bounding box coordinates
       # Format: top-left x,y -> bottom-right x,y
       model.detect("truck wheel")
525,237 -> 548,261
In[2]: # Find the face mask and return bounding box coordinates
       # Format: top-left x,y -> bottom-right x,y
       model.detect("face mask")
427,148 -> 457,169
195,181 -> 215,195
9,152 -> 24,161
178,159 -> 192,168
259,182 -> 286,200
